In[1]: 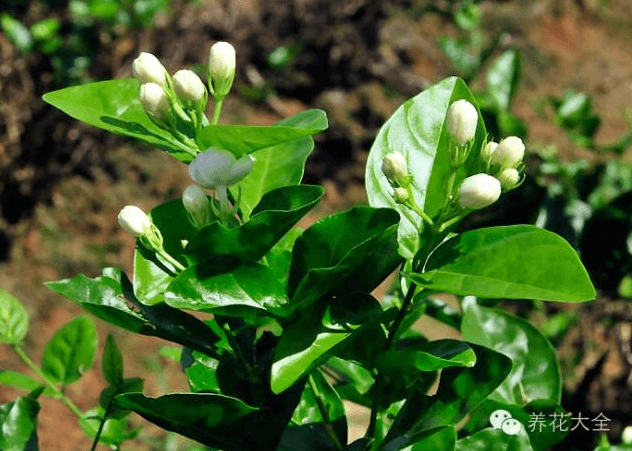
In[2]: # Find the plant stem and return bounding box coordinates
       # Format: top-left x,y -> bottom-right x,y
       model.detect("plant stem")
158,249 -> 186,272
211,97 -> 225,125
12,345 -> 84,418
89,397 -> 114,451
308,375 -> 344,451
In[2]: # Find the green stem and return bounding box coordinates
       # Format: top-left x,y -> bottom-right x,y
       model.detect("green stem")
444,170 -> 457,210
308,375 -> 344,451
12,345 -> 84,419
89,402 -> 112,451
211,96 -> 225,125
158,249 -> 186,272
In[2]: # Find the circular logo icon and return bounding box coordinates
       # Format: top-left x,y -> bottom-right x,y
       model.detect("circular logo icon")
490,409 -> 512,429
501,418 -> 522,436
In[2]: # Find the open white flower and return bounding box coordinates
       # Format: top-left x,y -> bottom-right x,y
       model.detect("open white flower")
458,173 -> 501,210
446,99 -> 478,146
188,148 -> 253,189
132,52 -> 168,87
208,42 -> 236,98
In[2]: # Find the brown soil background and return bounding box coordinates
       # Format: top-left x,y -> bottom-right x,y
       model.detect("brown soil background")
2,0 -> 632,449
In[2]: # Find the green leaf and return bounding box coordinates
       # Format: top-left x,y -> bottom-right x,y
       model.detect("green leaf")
272,294 -> 395,394
196,109 -> 327,158
291,369 -> 347,448
80,407 -> 138,446
40,316 -> 98,386
0,371 -> 53,396
232,110 -> 325,217
376,339 -> 476,375
115,392 -> 258,451
1,14 -> 33,52
0,290 -> 28,345
461,297 -> 561,405
0,396 -> 40,451
43,79 -> 194,162
45,268 -> 221,355
415,225 -> 596,301
184,350 -> 220,393
102,334 -> 124,387
366,77 -> 487,258
288,207 -> 402,312
486,49 -> 521,111
165,263 -> 287,318
385,344 -> 512,446
391,426 -> 456,451
186,185 -> 323,265
456,428 -> 533,451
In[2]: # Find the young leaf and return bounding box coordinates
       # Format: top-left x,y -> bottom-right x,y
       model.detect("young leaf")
0,290 -> 28,345
288,207 -> 401,312
416,225 -> 596,302
41,316 -> 98,386
366,77 -> 486,258
0,371 -> 53,396
0,396 -> 40,451
43,79 -> 194,162
375,339 -> 476,375
195,108 -> 327,157
460,298 -> 561,405
102,334 -> 124,387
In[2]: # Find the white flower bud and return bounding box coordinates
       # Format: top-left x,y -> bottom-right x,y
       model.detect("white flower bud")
182,185 -> 210,228
140,83 -> 171,122
393,187 -> 409,204
208,42 -> 236,98
497,168 -> 520,190
622,426 -> 632,444
118,205 -> 152,237
446,99 -> 478,146
132,52 -> 168,87
188,148 -> 254,189
382,152 -> 408,185
458,174 -> 501,210
481,141 -> 497,162
490,136 -> 525,169
173,70 -> 207,106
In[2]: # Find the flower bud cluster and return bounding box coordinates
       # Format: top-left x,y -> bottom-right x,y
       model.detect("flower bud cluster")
132,43 -> 238,129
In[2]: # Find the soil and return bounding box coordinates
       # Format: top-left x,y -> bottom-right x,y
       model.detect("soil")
1,0 -> 632,450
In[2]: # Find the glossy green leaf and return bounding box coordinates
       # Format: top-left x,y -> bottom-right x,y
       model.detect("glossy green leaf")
416,225 -> 596,301
42,79 -> 194,162
232,109 -> 326,217
0,290 -> 28,345
486,49 -> 521,110
272,294 -> 395,394
366,77 -> 487,258
115,392 -> 258,451
81,407 -> 138,446
0,396 -> 40,451
461,297 -> 561,405
265,227 -> 303,287
291,369 -> 347,448
456,428 -> 533,451
165,263 -> 287,317
389,426 -> 456,451
45,268 -> 221,355
385,344 -> 512,445
376,339 -> 476,375
184,350 -> 220,393
40,316 -> 97,386
186,185 -> 323,266
288,207 -> 401,312
0,371 -> 53,397
102,334 -> 124,387
196,109 -> 327,157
